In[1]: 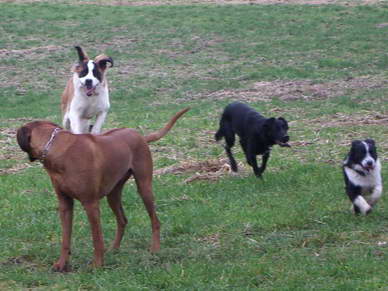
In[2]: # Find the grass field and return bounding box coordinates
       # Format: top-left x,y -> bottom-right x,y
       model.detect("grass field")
1,0 -> 388,289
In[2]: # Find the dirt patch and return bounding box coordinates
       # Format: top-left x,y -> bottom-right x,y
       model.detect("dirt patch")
376,23 -> 388,28
310,112 -> 388,128
188,75 -> 387,102
0,127 -> 22,160
0,119 -> 37,175
154,157 -> 245,182
196,233 -> 220,248
0,163 -> 32,175
1,255 -> 40,271
0,45 -> 63,57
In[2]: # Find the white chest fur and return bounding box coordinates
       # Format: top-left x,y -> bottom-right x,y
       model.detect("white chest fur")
344,159 -> 382,189
71,86 -> 110,119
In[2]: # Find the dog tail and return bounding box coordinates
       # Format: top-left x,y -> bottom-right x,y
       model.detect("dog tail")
145,108 -> 190,143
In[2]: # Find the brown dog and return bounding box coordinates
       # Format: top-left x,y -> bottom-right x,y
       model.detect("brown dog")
16,108 -> 189,271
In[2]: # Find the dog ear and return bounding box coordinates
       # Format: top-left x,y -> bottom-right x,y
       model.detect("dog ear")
365,139 -> 375,147
16,126 -> 36,162
278,117 -> 289,129
95,54 -> 114,71
349,140 -> 362,157
351,140 -> 361,148
74,46 -> 89,63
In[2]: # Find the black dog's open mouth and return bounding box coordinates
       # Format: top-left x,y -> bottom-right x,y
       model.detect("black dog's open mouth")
276,141 -> 291,147
276,136 -> 290,147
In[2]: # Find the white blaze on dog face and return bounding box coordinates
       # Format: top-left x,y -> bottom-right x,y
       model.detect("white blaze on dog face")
360,141 -> 376,170
77,61 -> 102,96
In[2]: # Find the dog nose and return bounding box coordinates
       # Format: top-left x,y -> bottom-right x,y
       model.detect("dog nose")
85,79 -> 93,89
283,135 -> 290,142
367,160 -> 374,166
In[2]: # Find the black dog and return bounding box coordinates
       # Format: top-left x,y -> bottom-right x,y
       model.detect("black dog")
215,102 -> 290,177
343,139 -> 382,215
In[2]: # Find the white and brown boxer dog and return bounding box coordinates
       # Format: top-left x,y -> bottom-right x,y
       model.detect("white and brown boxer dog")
61,46 -> 113,134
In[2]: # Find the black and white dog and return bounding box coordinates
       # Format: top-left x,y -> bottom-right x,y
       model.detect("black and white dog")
215,102 -> 290,177
343,139 -> 383,215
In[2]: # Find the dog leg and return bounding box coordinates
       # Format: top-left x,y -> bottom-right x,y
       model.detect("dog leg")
70,115 -> 89,134
346,185 -> 372,215
91,111 -> 107,134
369,185 -> 382,207
248,153 -> 262,177
259,152 -> 270,175
134,175 -> 160,253
246,143 -> 262,177
82,201 -> 105,267
353,196 -> 372,215
107,183 -> 128,250
62,114 -> 71,131
240,140 -> 250,165
52,194 -> 74,272
224,145 -> 238,172
219,122 -> 238,172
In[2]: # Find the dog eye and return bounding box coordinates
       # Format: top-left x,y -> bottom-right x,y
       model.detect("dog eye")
92,65 -> 102,81
79,70 -> 88,77
78,66 -> 88,78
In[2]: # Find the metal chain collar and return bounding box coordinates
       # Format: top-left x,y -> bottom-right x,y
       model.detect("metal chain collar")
39,127 -> 61,163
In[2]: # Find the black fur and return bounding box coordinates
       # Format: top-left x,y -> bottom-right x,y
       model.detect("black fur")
215,102 -> 290,177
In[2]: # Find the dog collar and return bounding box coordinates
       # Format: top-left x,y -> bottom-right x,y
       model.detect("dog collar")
40,127 -> 61,163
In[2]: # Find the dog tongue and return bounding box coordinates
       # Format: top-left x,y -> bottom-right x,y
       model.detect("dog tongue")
86,87 -> 94,96
277,141 -> 291,147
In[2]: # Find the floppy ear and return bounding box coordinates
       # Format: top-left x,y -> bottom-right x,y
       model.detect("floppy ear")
365,139 -> 375,147
74,46 -> 89,63
349,140 -> 362,156
16,126 -> 36,162
278,117 -> 289,129
95,54 -> 114,71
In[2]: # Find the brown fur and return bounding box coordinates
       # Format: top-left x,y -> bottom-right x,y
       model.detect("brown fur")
61,78 -> 74,114
16,108 -> 189,271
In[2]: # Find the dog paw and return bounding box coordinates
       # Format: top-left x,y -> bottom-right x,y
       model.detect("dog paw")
52,262 -> 71,272
254,171 -> 263,178
230,171 -> 240,177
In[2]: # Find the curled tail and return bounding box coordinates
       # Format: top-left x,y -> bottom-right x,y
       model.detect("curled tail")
145,108 -> 190,143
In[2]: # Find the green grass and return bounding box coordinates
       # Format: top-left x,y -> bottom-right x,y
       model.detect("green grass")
1,1 -> 388,290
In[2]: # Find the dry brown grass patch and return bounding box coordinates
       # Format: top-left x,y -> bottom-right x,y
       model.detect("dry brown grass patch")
154,157 -> 246,182
191,75 -> 387,102
5,0 -> 384,6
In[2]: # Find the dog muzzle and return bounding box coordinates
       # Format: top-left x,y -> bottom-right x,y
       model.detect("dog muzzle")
276,136 -> 290,147
362,161 -> 375,172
